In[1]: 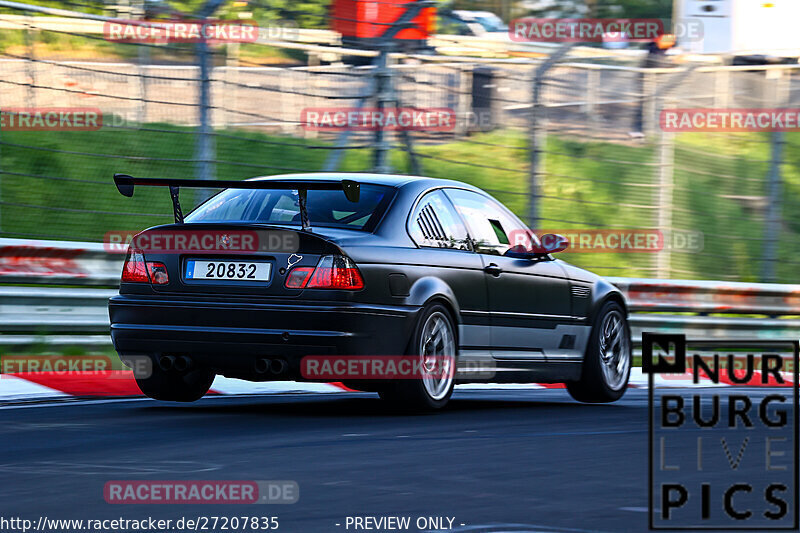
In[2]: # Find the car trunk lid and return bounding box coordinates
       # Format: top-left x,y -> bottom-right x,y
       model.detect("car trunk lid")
133,223 -> 344,297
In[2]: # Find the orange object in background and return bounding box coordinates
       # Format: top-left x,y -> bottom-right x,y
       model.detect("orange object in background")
331,0 -> 434,48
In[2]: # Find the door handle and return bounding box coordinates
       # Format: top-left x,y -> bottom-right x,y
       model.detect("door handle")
484,263 -> 502,277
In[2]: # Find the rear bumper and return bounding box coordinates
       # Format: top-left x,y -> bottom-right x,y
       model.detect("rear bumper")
109,294 -> 419,376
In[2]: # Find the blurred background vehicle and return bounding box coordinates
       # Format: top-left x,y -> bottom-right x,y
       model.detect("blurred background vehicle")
439,9 -> 508,36
675,0 -> 800,64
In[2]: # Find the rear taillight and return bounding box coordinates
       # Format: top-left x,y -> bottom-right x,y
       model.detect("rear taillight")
285,255 -> 364,290
285,266 -> 315,288
122,249 -> 149,283
146,261 -> 169,285
121,249 -> 169,285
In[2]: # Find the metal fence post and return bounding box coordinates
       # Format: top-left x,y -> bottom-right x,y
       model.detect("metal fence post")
528,43 -> 574,230
761,133 -> 784,282
371,44 -> 420,174
194,0 -> 226,200
761,68 -> 788,282
372,44 -> 392,173
455,66 -> 471,137
195,36 -> 214,185
643,71 -> 656,136
371,0 -> 433,173
585,67 -> 599,134
24,11 -> 36,107
137,44 -> 149,126
655,107 -> 675,279
324,77 -> 375,172
527,79 -> 543,230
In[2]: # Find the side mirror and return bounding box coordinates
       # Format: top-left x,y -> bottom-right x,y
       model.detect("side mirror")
504,233 -> 569,258
535,233 -> 569,254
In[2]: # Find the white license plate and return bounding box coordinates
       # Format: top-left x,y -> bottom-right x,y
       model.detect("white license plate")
186,260 -> 271,282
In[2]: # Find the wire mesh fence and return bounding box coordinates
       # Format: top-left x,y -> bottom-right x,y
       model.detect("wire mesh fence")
0,2 -> 798,283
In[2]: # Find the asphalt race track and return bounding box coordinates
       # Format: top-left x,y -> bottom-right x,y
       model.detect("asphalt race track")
0,388 -> 791,533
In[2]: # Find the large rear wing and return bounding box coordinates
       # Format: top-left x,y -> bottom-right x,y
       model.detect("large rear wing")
113,174 -> 360,230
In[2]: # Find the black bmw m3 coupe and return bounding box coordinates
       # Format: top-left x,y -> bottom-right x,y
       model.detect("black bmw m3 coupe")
109,172 -> 631,410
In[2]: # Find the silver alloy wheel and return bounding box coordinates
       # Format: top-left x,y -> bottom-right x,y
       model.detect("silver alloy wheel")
598,309 -> 631,391
418,311 -> 456,401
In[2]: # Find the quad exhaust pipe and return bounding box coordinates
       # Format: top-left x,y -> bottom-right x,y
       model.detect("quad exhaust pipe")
158,355 -> 192,372
255,358 -> 288,375
270,359 -> 287,375
254,358 -> 269,374
174,355 -> 192,372
158,355 -> 176,371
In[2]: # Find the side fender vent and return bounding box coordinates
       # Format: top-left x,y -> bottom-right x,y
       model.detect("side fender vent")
571,285 -> 591,299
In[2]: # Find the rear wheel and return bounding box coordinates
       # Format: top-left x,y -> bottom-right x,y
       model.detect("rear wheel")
134,356 -> 214,402
380,303 -> 457,411
567,301 -> 631,403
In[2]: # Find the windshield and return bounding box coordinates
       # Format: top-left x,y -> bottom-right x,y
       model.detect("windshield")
185,183 -> 395,231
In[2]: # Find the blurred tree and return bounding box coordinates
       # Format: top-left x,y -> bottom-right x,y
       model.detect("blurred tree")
166,0 -> 330,27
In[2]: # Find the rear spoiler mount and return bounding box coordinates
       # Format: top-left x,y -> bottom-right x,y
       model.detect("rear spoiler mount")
113,174 -> 360,231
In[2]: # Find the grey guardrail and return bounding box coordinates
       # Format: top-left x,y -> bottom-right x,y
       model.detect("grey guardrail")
608,276 -> 800,316
0,238 -> 124,286
607,276 -> 800,341
0,239 -> 798,346
0,287 -> 115,333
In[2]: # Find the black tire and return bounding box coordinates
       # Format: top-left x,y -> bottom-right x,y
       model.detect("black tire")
567,301 -> 632,403
379,303 -> 457,412
134,359 -> 214,402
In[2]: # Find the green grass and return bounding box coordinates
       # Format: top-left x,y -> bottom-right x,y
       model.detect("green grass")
1,121 -> 798,281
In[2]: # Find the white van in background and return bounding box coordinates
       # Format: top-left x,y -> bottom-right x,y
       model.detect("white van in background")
674,0 -> 799,63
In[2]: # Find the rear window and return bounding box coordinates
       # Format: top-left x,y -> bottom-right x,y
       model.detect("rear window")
185,184 -> 395,231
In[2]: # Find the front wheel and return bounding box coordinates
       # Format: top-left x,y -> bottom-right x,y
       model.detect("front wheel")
379,303 -> 457,411
567,301 -> 631,403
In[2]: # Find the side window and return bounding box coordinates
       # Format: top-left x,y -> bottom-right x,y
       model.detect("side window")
444,188 -> 533,255
409,191 -> 471,250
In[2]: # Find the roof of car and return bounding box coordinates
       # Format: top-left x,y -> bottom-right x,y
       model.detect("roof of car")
249,172 -> 481,191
